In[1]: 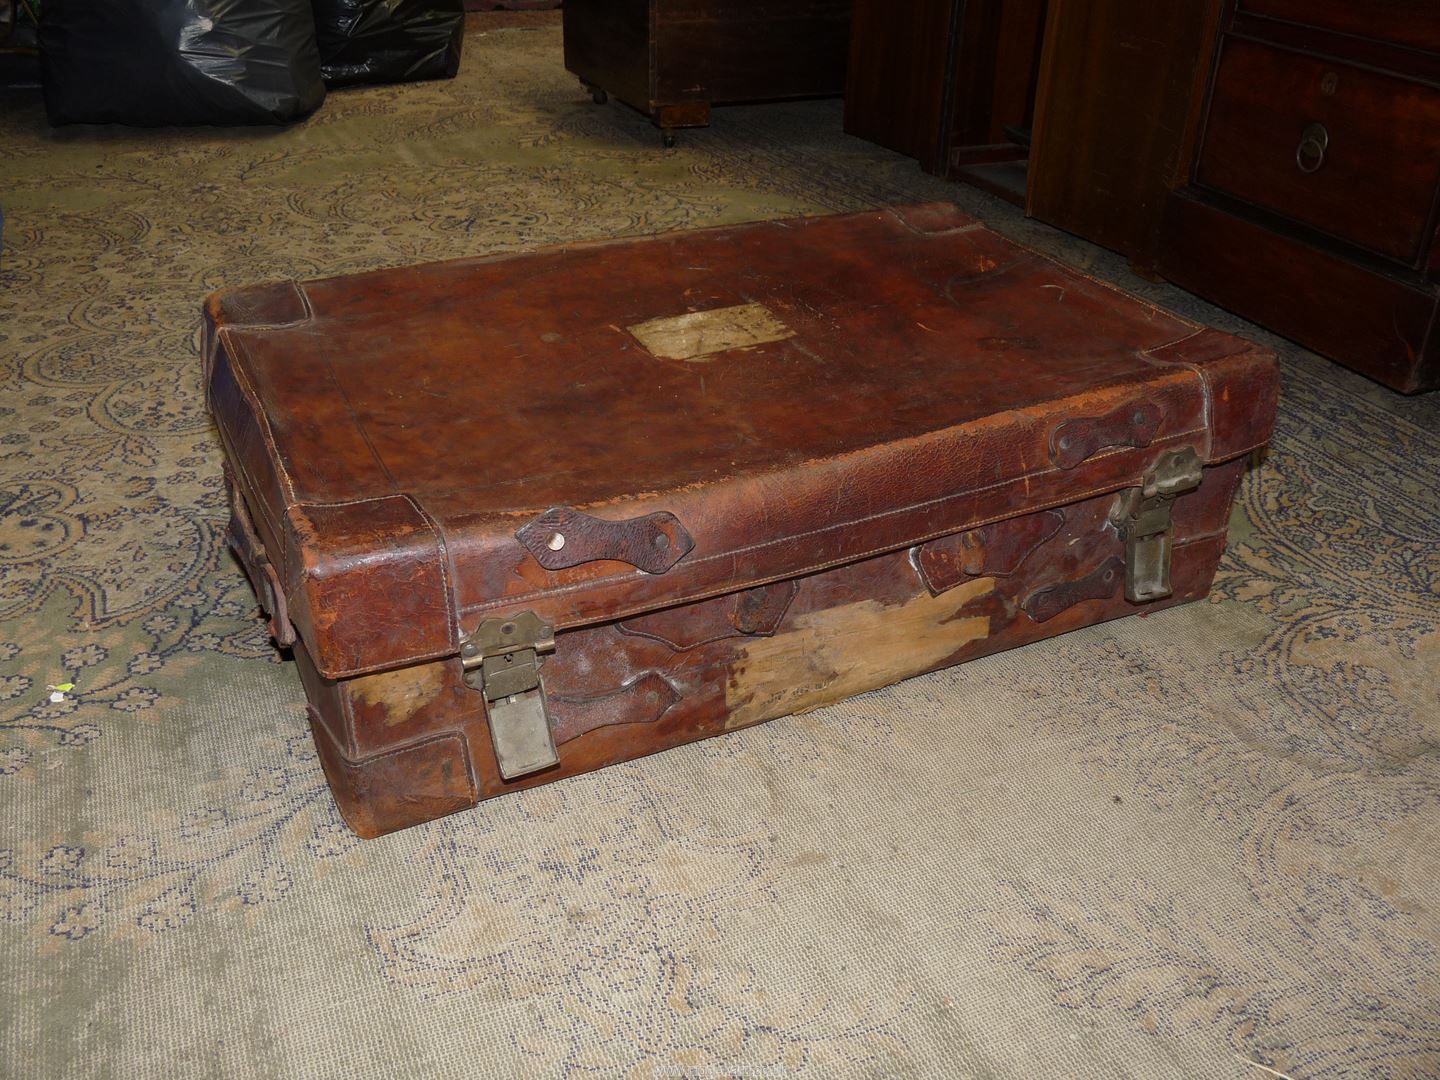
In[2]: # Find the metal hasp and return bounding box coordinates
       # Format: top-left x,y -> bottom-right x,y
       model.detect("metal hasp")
461,612 -> 559,780
1108,447 -> 1205,603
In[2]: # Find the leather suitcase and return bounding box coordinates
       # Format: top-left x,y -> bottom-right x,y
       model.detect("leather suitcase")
204,203 -> 1278,838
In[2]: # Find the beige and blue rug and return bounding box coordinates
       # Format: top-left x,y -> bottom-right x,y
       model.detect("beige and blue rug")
2,14 -> 1437,1079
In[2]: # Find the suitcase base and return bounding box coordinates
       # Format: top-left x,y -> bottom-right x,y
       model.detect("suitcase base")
254,458 -> 1248,837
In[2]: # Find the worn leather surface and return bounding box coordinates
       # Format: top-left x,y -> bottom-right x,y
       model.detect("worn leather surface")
205,203 -> 1279,681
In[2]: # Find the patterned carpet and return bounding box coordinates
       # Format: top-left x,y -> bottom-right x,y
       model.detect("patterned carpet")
2,14 -> 1438,1080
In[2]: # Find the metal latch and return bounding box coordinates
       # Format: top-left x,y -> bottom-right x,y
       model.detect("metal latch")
1108,447 -> 1204,604
460,612 -> 558,780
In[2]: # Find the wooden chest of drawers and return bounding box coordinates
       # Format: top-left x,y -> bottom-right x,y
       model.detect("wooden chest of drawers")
1159,0 -> 1440,393
563,0 -> 851,145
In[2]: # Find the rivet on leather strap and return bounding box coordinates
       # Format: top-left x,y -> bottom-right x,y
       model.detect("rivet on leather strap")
516,506 -> 694,574
1049,399 -> 1164,469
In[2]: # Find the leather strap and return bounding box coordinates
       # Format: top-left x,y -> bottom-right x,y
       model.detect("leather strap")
617,580 -> 797,650
915,510 -> 1065,595
516,506 -> 694,574
730,579 -> 799,635
1049,400 -> 1164,469
1021,555 -> 1125,623
550,673 -> 679,746
225,471 -> 296,647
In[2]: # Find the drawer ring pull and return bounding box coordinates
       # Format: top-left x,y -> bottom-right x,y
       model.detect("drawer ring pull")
1295,122 -> 1328,174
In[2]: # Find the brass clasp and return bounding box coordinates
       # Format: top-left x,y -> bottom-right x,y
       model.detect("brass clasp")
1109,447 -> 1204,603
461,612 -> 558,780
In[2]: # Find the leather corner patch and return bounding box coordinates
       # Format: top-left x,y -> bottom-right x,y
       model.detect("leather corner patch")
627,302 -> 795,362
285,495 -> 455,679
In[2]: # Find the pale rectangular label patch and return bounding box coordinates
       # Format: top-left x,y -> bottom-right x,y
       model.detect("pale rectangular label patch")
627,302 -> 795,362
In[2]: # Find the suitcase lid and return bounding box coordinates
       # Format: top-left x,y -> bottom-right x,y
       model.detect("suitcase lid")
205,203 -> 1277,680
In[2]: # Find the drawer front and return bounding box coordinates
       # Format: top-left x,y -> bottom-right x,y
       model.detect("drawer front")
1196,37 -> 1440,264
1237,0 -> 1440,55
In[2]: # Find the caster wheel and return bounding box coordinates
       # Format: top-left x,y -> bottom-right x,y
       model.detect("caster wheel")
662,131 -> 677,149
590,87 -> 608,105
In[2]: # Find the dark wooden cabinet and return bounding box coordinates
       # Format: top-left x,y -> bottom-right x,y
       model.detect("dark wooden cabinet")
1195,39 -> 1440,265
842,0 -> 955,170
843,0 -> 1217,228
1158,1 -> 1440,392
843,0 -> 1440,392
563,0 -> 851,145
843,0 -> 1047,199
1026,0 -> 1221,265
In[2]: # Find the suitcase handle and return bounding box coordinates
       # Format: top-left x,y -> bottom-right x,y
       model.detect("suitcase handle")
1049,400 -> 1164,469
913,509 -> 1066,594
225,471 -> 296,647
1021,555 -> 1125,623
516,506 -> 695,574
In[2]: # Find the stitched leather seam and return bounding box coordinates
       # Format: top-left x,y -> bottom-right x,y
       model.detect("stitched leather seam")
210,280 -> 315,332
333,670 -> 478,798
314,431 -> 1262,676
211,365 -> 307,595
318,509 -> 1239,680
219,427 -> 459,671
286,494 -> 461,674
273,421 -> 1209,520
404,493 -> 461,645
284,494 -> 412,509
456,432 -> 1213,619
221,330 -> 299,507
306,703 -> 352,759
1136,329 -> 1218,461
321,710 -> 479,797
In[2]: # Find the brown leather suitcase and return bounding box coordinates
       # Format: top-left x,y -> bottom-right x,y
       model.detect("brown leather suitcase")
204,203 -> 1278,838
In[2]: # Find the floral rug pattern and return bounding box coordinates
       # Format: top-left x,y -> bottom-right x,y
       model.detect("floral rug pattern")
2,14 -> 1437,1080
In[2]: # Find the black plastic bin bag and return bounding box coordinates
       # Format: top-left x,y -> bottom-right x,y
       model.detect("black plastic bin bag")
40,0 -> 326,126
312,0 -> 464,88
